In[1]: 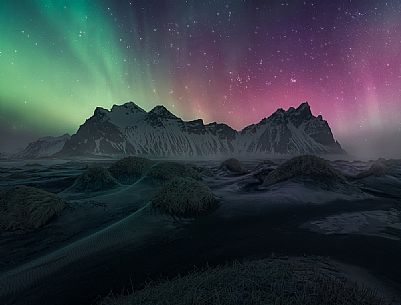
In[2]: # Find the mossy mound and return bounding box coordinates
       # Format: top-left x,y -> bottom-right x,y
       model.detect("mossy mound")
383,159 -> 401,168
189,165 -> 214,177
146,162 -> 202,183
0,186 -> 65,233
151,177 -> 218,216
354,161 -> 389,179
367,161 -> 389,176
219,158 -> 247,174
109,156 -> 154,184
263,155 -> 345,187
101,257 -> 386,305
252,160 -> 277,182
66,167 -> 120,192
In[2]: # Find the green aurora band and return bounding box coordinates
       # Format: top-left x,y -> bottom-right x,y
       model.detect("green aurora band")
1,1 -> 401,157
0,0 -> 175,135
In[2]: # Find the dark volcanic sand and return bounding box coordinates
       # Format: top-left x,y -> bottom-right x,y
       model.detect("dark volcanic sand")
0,159 -> 400,305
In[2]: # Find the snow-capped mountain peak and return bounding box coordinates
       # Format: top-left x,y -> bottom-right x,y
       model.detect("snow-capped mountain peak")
19,101 -> 345,158
94,106 -> 109,117
104,101 -> 148,129
148,105 -> 177,119
238,102 -> 343,155
111,101 -> 146,114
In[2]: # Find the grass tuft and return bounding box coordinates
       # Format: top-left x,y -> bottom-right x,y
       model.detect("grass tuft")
100,258 -> 388,305
109,156 -> 154,184
151,177 -> 218,217
66,167 -> 120,192
0,186 -> 65,233
263,155 -> 345,187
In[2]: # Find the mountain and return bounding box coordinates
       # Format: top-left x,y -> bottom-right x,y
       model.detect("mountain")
14,134 -> 71,159
237,103 -> 343,155
60,102 -> 237,157
56,101 -> 344,158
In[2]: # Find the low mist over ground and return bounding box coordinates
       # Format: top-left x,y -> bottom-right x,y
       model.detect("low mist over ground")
341,128 -> 401,160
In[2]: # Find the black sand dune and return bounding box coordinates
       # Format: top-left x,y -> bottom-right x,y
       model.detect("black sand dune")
0,158 -> 400,305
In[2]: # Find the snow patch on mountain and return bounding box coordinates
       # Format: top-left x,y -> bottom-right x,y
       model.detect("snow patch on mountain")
14,134 -> 71,159
57,101 -> 344,158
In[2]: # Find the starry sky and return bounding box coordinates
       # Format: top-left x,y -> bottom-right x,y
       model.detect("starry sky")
0,0 -> 401,157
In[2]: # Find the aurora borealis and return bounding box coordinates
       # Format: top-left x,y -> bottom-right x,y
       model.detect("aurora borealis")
1,0 -> 401,156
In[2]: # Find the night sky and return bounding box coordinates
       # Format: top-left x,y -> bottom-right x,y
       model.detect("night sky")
1,0 -> 401,156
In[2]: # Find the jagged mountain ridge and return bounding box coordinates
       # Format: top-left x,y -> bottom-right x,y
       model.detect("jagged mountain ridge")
14,134 -> 71,159
238,103 -> 343,154
15,102 -> 344,159
60,102 -> 237,157
57,101 -> 343,158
